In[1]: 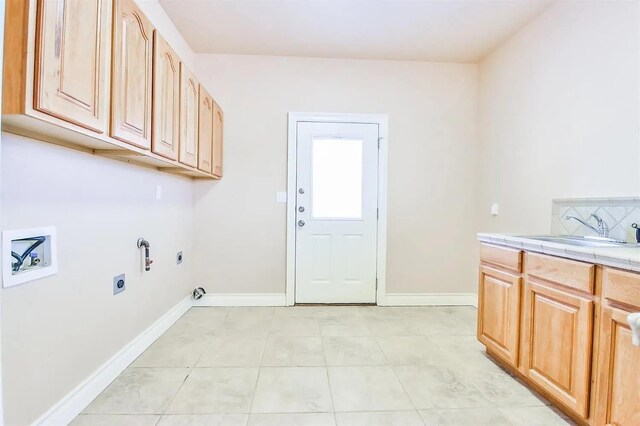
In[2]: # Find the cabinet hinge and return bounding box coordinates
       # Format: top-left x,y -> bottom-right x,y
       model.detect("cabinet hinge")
378,137 -> 382,148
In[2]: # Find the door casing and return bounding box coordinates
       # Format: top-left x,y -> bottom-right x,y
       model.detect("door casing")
286,112 -> 388,306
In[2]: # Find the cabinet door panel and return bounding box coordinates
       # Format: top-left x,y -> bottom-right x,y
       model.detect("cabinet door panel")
478,265 -> 521,366
596,307 -> 640,426
35,0 -> 110,133
212,101 -> 224,178
110,0 -> 153,149
151,31 -> 180,160
522,281 -> 593,418
197,85 -> 213,173
179,64 -> 199,167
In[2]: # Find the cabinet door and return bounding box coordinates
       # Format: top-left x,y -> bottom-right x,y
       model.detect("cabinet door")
197,85 -> 213,173
212,101 -> 224,178
595,307 -> 640,426
151,31 -> 180,160
522,281 -> 593,418
477,265 -> 521,366
34,0 -> 110,133
110,0 -> 153,149
179,64 -> 199,167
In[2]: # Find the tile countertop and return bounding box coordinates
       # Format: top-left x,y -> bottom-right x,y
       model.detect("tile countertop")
478,233 -> 640,273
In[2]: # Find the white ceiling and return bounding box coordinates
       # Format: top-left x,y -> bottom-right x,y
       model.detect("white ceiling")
158,0 -> 551,63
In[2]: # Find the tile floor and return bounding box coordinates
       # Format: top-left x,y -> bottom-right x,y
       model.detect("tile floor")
71,306 -> 574,426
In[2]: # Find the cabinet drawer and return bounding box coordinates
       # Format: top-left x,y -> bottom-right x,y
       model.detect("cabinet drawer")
480,244 -> 522,272
525,252 -> 594,294
603,267 -> 640,309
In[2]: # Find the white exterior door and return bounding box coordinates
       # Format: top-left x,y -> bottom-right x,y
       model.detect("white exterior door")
295,121 -> 379,304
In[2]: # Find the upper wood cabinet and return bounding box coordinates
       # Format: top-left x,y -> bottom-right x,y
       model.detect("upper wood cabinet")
212,101 -> 224,178
151,31 -> 180,161
197,85 -> 214,173
179,64 -> 199,168
34,0 -> 111,133
110,0 -> 154,149
595,268 -> 640,426
2,0 -> 222,179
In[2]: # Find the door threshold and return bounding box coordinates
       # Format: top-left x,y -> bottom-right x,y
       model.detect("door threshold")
293,303 -> 377,306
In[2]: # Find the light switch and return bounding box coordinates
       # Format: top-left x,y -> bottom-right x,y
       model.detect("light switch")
276,192 -> 287,203
490,203 -> 499,216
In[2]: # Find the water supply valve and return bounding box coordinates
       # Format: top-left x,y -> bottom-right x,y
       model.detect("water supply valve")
137,238 -> 152,271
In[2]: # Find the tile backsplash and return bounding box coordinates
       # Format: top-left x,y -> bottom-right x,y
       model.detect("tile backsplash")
551,197 -> 640,243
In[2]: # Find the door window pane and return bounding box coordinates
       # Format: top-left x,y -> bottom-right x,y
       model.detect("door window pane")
312,138 -> 363,219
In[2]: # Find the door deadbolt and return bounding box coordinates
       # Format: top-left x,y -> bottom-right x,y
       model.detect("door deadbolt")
298,188 -> 305,194
298,220 -> 305,227
298,206 -> 305,212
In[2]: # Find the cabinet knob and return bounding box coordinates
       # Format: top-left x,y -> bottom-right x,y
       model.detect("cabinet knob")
627,312 -> 640,347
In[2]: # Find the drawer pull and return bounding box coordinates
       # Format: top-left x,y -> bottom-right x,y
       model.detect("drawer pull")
627,312 -> 640,347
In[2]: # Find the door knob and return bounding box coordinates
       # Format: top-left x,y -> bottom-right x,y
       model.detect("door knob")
298,220 -> 305,227
298,206 -> 305,212
298,188 -> 305,194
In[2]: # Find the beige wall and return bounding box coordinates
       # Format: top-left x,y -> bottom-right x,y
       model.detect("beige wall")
1,136 -> 194,426
0,2 -> 197,425
478,0 -> 640,234
193,55 -> 479,295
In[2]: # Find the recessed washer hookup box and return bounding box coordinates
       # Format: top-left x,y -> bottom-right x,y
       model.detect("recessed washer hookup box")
2,226 -> 58,288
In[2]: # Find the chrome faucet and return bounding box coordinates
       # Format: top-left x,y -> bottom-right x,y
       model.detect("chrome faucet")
565,214 -> 609,238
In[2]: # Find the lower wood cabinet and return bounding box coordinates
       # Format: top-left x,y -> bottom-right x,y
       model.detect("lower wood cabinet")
478,245 -> 640,425
595,267 -> 640,426
478,264 -> 521,366
596,306 -> 640,426
521,280 -> 594,418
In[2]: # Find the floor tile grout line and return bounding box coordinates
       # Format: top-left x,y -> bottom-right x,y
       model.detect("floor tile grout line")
159,367 -> 192,416
372,331 -> 425,425
320,336 -> 338,425
160,306 -> 232,416
247,310 -> 274,419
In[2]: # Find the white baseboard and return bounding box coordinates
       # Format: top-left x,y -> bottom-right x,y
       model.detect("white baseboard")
381,293 -> 478,308
193,293 -> 287,307
34,296 -> 192,426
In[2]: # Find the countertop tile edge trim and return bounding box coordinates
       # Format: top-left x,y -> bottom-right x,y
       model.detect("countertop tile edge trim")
478,233 -> 640,273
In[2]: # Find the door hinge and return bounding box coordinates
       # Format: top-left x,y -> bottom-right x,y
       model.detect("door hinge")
376,278 -> 378,289
377,208 -> 379,219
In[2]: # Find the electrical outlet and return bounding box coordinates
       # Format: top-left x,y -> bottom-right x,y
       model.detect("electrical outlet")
113,273 -> 125,295
176,251 -> 183,265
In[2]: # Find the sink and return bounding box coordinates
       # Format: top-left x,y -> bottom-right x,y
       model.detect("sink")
524,235 -> 631,248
